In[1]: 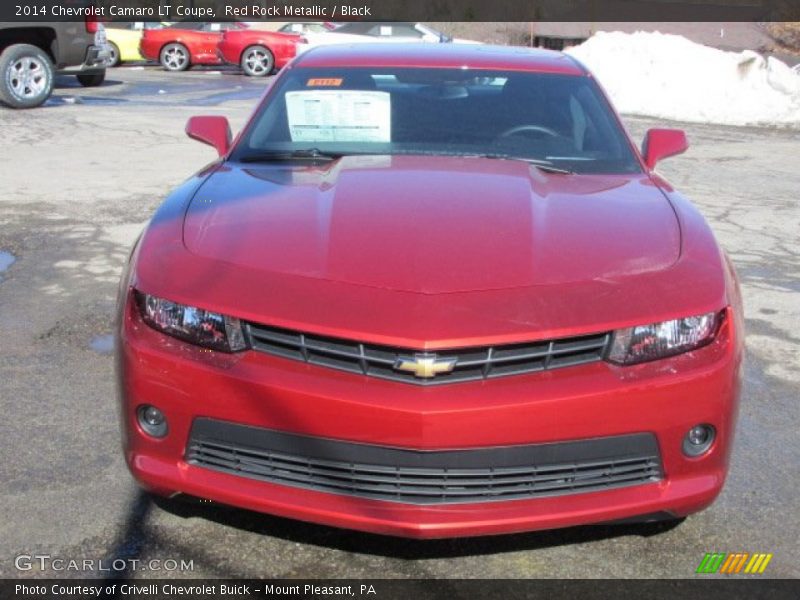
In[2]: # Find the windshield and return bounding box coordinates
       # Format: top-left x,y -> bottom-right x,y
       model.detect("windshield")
232,67 -> 642,174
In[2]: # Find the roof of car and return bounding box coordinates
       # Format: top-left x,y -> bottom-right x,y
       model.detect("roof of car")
293,43 -> 587,75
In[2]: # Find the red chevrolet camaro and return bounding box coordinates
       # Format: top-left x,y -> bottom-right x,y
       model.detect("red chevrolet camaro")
217,29 -> 304,77
117,43 -> 743,538
139,22 -> 247,71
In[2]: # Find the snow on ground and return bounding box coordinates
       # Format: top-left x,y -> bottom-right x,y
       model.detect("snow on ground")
565,31 -> 800,128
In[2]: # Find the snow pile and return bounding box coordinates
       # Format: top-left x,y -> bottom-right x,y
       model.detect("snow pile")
565,31 -> 800,128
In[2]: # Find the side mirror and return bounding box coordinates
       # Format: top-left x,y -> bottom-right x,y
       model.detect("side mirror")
186,116 -> 231,158
642,128 -> 688,170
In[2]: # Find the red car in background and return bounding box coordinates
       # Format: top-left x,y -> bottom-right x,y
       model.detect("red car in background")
217,29 -> 303,77
140,22 -> 247,71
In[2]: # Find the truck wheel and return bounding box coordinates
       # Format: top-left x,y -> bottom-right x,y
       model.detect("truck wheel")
76,70 -> 106,87
241,45 -> 274,77
0,44 -> 54,109
160,43 -> 190,72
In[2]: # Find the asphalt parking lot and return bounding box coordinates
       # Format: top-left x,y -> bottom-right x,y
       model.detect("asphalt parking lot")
0,65 -> 798,579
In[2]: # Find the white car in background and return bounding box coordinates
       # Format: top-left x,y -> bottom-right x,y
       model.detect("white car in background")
245,21 -> 334,34
297,22 -> 480,54
332,22 -> 480,44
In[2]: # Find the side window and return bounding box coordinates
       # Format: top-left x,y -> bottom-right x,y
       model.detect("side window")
283,24 -> 306,34
174,22 -> 203,31
370,25 -> 422,38
394,25 -> 424,38
367,26 -> 392,37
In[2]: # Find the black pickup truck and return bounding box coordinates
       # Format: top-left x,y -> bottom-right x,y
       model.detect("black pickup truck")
0,20 -> 111,108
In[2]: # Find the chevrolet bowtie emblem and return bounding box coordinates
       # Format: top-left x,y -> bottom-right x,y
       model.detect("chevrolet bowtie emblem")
393,354 -> 458,379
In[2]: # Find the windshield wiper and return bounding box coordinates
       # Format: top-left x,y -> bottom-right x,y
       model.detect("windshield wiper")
239,148 -> 343,163
528,163 -> 574,175
239,149 -> 574,173
463,153 -> 574,174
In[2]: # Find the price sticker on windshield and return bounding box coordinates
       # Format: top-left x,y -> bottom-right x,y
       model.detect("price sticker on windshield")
286,90 -> 391,143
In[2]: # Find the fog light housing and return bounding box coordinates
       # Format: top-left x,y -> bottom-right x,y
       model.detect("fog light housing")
137,404 -> 167,438
682,424 -> 715,457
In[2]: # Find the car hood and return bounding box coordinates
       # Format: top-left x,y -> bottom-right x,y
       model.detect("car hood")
183,156 -> 680,294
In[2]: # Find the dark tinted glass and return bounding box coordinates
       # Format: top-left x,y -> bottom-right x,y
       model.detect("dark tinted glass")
234,67 -> 641,174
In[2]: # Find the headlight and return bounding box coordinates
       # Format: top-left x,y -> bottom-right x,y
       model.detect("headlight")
136,292 -> 247,353
608,311 -> 721,365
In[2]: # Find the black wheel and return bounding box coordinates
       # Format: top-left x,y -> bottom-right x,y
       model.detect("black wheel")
160,43 -> 190,72
0,43 -> 54,109
107,42 -> 121,67
240,45 -> 274,77
76,70 -> 106,87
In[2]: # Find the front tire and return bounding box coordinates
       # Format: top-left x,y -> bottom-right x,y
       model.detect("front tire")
76,70 -> 106,87
240,45 -> 274,77
0,44 -> 54,109
160,43 -> 190,72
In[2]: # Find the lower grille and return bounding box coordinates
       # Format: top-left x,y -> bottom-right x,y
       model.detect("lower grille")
186,419 -> 662,505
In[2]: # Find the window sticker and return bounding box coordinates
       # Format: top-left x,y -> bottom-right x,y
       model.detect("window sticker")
286,90 -> 391,143
306,78 -> 343,87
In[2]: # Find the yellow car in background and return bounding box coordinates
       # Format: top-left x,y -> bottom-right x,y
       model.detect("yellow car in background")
105,22 -> 167,66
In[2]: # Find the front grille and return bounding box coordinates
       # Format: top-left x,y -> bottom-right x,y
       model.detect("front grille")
186,419 -> 662,505
245,322 -> 610,385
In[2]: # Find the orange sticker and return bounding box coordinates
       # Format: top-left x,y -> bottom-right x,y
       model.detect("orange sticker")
307,78 -> 343,87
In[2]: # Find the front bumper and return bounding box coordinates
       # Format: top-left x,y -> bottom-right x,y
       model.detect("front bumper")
117,299 -> 741,538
